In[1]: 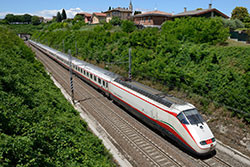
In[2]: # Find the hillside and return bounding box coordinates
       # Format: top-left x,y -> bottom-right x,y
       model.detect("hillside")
0,27 -> 115,166
30,18 -> 250,156
32,18 -> 250,123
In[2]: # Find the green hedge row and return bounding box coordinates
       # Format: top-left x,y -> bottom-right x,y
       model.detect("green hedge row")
0,27 -> 114,166
32,17 -> 250,122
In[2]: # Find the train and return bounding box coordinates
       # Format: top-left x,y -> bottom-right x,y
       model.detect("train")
29,40 -> 216,155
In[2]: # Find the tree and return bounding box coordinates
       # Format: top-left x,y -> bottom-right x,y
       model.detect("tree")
108,6 -> 111,10
56,12 -> 62,22
61,9 -> 67,20
109,16 -> 122,26
231,7 -> 250,22
31,16 -> 41,25
5,14 -> 15,23
234,19 -> 245,29
121,20 -> 136,33
221,18 -> 244,30
244,17 -> 250,28
74,14 -> 84,21
161,17 -> 229,45
16,15 -> 24,22
23,14 -> 32,23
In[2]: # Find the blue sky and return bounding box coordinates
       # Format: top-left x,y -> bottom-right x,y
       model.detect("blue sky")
0,0 -> 249,18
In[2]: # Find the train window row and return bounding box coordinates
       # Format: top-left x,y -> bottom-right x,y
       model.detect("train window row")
71,63 -> 108,88
57,56 -> 70,66
55,55 -> 108,89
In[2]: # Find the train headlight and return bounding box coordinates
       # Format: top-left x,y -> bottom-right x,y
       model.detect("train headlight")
200,141 -> 207,145
200,137 -> 216,145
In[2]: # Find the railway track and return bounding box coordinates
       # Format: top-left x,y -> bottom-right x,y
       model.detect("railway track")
29,42 -> 246,167
31,43 -> 183,167
194,156 -> 232,167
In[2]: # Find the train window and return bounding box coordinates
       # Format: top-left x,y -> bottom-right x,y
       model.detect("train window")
90,74 -> 93,79
102,81 -> 105,86
98,78 -> 101,84
177,112 -> 189,125
87,72 -> 89,77
94,76 -> 97,81
106,82 -> 108,88
183,109 -> 204,125
80,68 -> 82,73
84,70 -> 86,75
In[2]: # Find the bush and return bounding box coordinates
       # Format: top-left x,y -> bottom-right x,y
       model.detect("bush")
162,17 -> 229,44
109,16 -> 122,26
121,20 -> 136,33
31,16 -> 41,25
103,22 -> 112,30
221,18 -> 245,30
0,27 -> 115,166
32,18 -> 250,122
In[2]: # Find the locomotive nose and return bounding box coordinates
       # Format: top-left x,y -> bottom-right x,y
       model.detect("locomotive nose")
199,137 -> 216,149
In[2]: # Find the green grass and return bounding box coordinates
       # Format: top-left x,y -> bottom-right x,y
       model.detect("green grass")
222,39 -> 250,47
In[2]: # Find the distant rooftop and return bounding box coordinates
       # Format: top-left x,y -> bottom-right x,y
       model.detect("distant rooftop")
77,12 -> 92,17
134,10 -> 172,17
93,12 -> 106,17
173,4 -> 229,18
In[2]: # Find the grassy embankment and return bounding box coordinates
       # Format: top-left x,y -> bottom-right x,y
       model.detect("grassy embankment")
0,27 -> 115,166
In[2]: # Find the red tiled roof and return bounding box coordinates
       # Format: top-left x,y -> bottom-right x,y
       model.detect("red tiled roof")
173,8 -> 229,18
93,12 -> 106,17
77,12 -> 92,17
134,10 -> 172,17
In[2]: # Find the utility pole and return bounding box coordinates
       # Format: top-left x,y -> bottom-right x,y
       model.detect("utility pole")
63,40 -> 65,53
128,48 -> 132,81
69,49 -> 75,104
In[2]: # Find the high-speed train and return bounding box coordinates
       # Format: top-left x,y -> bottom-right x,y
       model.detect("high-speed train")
29,40 -> 216,155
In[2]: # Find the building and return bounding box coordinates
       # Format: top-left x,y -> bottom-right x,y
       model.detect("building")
43,18 -> 53,23
92,13 -> 107,24
133,10 -> 172,27
104,0 -> 133,22
39,17 -> 44,23
173,4 -> 229,19
76,12 -> 92,23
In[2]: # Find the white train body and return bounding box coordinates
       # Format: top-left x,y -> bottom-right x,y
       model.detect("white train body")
30,40 -> 216,155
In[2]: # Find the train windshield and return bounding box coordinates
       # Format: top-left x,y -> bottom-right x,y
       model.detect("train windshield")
183,109 -> 204,125
177,112 -> 189,124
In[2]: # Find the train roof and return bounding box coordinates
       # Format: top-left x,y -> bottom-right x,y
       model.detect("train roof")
73,59 -> 119,80
114,78 -> 190,109
31,40 -> 194,112
32,40 -> 119,81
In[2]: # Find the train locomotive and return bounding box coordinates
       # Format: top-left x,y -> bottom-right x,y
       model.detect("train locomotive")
29,40 -> 216,155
